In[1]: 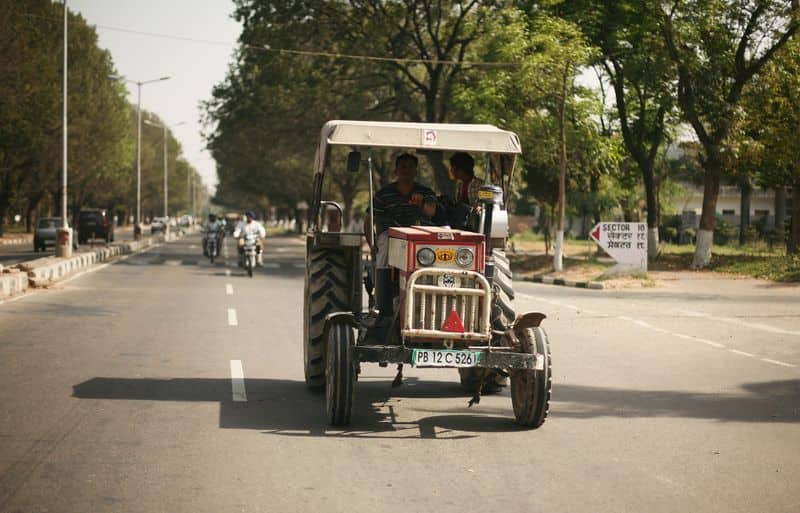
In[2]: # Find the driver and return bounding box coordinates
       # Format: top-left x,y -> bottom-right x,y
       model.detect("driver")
364,153 -> 441,326
365,153 -> 439,268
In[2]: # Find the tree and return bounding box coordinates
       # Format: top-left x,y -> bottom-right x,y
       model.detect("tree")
741,37 -> 800,253
661,0 -> 799,267
0,2 -> 132,234
0,1 -> 60,235
456,8 -> 595,270
566,0 -> 677,258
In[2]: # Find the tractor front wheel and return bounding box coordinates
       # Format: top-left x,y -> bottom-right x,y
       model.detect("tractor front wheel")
510,326 -> 552,428
326,320 -> 356,426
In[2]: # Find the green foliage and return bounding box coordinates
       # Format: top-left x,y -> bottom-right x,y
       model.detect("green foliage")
0,2 -> 199,232
661,0 -> 799,261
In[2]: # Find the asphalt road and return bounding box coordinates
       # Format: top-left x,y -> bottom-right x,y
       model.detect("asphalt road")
0,234 -> 798,513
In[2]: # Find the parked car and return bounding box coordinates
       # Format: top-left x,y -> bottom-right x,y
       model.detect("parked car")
77,209 -> 114,244
33,218 -> 78,252
151,217 -> 168,234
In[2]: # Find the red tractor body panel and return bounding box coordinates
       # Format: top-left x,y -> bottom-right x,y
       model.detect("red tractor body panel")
387,226 -> 485,275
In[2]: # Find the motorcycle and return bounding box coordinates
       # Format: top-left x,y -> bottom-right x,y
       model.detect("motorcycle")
207,232 -> 219,264
242,233 -> 258,277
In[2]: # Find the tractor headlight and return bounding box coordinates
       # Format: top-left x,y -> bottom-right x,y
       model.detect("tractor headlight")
456,248 -> 474,267
417,247 -> 436,266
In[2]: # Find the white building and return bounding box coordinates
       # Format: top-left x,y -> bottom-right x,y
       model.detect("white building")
672,182 -> 792,229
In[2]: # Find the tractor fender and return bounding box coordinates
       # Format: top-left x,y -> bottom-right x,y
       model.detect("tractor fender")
322,312 -> 357,347
511,312 -> 546,331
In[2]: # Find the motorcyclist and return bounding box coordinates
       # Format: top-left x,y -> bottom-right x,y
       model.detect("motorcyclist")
203,213 -> 224,257
234,210 -> 266,266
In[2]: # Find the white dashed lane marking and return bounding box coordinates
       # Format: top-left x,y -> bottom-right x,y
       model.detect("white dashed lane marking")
225,269 -> 231,277
225,284 -> 233,295
227,308 -> 238,326
230,360 -> 247,402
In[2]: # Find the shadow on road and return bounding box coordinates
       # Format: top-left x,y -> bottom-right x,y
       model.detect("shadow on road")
72,376 -> 800,440
553,379 -> 800,423
72,376 -> 522,439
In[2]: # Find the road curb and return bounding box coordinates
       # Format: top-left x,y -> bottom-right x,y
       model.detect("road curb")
523,275 -> 604,290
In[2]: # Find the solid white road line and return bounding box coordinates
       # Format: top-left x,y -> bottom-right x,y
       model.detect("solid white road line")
677,308 -> 800,337
225,283 -> 233,295
517,293 -> 800,368
263,263 -> 280,269
227,308 -> 238,326
225,269 -> 231,277
293,262 -> 306,268
230,360 -> 247,402
165,259 -> 181,266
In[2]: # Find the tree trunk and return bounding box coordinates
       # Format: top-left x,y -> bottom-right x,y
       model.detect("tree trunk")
692,156 -> 722,269
423,151 -> 451,193
789,180 -> 800,255
341,191 -> 355,228
774,186 -> 786,232
554,69 -> 569,273
590,173 -> 601,226
25,193 -> 43,234
0,202 -> 7,238
739,176 -> 752,245
642,161 -> 660,258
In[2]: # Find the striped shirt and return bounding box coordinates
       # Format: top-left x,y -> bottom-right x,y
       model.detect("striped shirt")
372,182 -> 438,234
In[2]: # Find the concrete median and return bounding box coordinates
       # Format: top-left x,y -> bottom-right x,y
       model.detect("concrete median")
0,269 -> 28,298
17,235 -> 163,288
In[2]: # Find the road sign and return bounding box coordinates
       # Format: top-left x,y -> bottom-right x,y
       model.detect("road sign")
589,222 -> 647,272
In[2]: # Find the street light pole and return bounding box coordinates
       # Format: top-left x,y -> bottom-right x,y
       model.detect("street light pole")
144,120 -> 185,220
56,0 -> 72,257
62,0 -> 68,228
162,124 -> 167,218
108,74 -> 170,239
136,82 -> 142,237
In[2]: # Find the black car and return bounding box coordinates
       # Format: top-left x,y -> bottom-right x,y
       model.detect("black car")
77,209 -> 114,244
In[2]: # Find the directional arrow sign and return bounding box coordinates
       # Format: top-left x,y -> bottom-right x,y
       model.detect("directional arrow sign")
590,222 -> 647,272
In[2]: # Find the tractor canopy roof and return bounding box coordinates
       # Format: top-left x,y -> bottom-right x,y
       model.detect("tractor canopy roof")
314,120 -> 522,176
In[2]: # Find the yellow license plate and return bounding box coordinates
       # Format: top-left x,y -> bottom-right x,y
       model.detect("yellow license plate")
435,248 -> 455,263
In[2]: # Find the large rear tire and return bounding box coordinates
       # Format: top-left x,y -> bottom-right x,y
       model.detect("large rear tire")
511,327 -> 552,428
303,249 -> 349,390
326,320 -> 356,426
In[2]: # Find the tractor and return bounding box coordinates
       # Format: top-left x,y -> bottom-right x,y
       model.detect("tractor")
303,121 -> 551,428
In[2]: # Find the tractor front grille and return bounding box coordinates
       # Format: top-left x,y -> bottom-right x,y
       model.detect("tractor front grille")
403,268 -> 491,342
